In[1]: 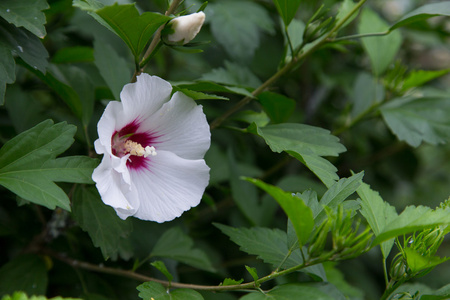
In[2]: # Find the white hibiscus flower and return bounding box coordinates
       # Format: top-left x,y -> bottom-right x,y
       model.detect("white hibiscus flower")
167,12 -> 206,45
92,74 -> 210,223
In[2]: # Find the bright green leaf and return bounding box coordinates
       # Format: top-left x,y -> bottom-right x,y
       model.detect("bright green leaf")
214,223 -> 303,269
0,120 -> 96,211
240,283 -> 334,300
358,8 -> 402,76
380,96 -> 450,147
245,265 -> 259,283
401,69 -> 450,92
94,39 -> 131,101
0,0 -> 49,38
207,0 -> 274,62
390,1 -> 450,30
150,261 -> 173,282
72,186 -> 133,260
0,255 -> 47,296
172,87 -> 228,101
221,278 -> 244,286
151,227 -> 215,272
357,182 -> 398,258
272,0 -> 301,26
247,123 -> 346,187
137,281 -> 204,300
245,178 -> 314,247
258,91 -> 296,124
404,247 -> 450,274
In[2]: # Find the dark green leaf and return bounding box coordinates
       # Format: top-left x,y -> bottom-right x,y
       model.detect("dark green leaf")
0,120 -> 96,211
240,283 -> 334,300
272,0 -> 301,26
357,182 -> 398,258
173,80 -> 254,98
137,281 -> 204,300
0,0 -> 49,38
233,110 -> 270,127
52,46 -> 95,64
0,42 -> 15,105
151,227 -> 215,272
358,8 -> 402,76
0,254 -> 47,296
315,172 -> 364,225
151,261 -> 173,282
72,185 -> 133,260
245,178 -> 314,247
380,96 -> 450,147
172,87 -> 228,101
401,69 -> 450,92
351,72 -> 384,117
214,223 -> 303,269
390,1 -> 450,30
258,92 -> 296,124
207,0 -> 274,61
94,39 -> 131,101
201,61 -> 262,89
421,283 -> 450,300
247,123 -> 346,187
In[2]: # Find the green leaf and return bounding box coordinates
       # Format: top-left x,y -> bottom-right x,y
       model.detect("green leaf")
315,172 -> 364,225
137,282 -> 204,300
52,46 -> 95,64
380,96 -> 450,147
0,255 -> 48,296
390,1 -> 450,30
173,80 -> 254,98
207,0 -> 274,61
245,178 -> 314,248
1,292 -> 82,300
258,91 -> 296,124
0,0 -> 49,38
358,8 -> 402,76
151,227 -> 215,272
201,61 -> 262,88
421,283 -> 450,300
357,182 -> 398,258
93,39 -> 131,101
150,261 -> 173,282
221,278 -> 244,286
240,283 -> 334,300
0,18 -> 49,73
351,72 -> 384,117
214,223 -> 303,269
373,205 -> 450,246
247,123 -> 346,188
335,0 -> 359,29
0,120 -> 96,211
245,266 -> 259,283
401,69 -> 450,92
404,247 -> 450,274
90,3 -> 171,58
0,43 -> 15,105
172,87 -> 228,101
72,185 -> 133,260
272,0 -> 301,26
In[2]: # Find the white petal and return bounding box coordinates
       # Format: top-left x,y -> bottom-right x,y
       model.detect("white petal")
95,100 -> 124,156
92,155 -> 140,219
120,74 -> 172,123
140,91 -> 210,160
129,150 -> 210,222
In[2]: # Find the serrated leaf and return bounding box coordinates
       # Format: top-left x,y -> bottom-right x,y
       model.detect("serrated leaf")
247,123 -> 346,188
0,120 -> 96,211
151,261 -> 173,282
93,39 -> 131,101
214,223 -> 303,269
0,18 -> 48,73
0,255 -> 47,296
373,205 -> 450,246
1,292 -> 82,300
84,3 -> 171,58
358,8 -> 402,76
240,283 -> 334,300
208,0 -> 274,61
221,278 -> 244,286
404,247 -> 450,274
72,185 -> 133,260
315,172 -> 364,225
380,96 -> 450,147
390,1 -> 450,30
245,178 -> 314,248
273,0 -> 301,26
401,69 -> 450,92
357,182 -> 398,258
151,227 -> 215,272
0,0 -> 49,38
137,282 -> 204,300
258,92 -> 296,124
245,266 -> 259,282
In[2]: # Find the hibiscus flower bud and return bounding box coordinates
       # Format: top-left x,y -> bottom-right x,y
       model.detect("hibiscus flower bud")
166,12 -> 205,45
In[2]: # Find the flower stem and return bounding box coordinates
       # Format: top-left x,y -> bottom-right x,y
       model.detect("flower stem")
332,30 -> 391,42
209,0 -> 368,130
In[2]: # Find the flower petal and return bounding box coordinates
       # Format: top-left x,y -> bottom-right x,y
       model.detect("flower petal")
92,155 -> 140,219
140,91 -> 210,160
120,74 -> 172,124
129,150 -> 210,222
95,100 -> 124,156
